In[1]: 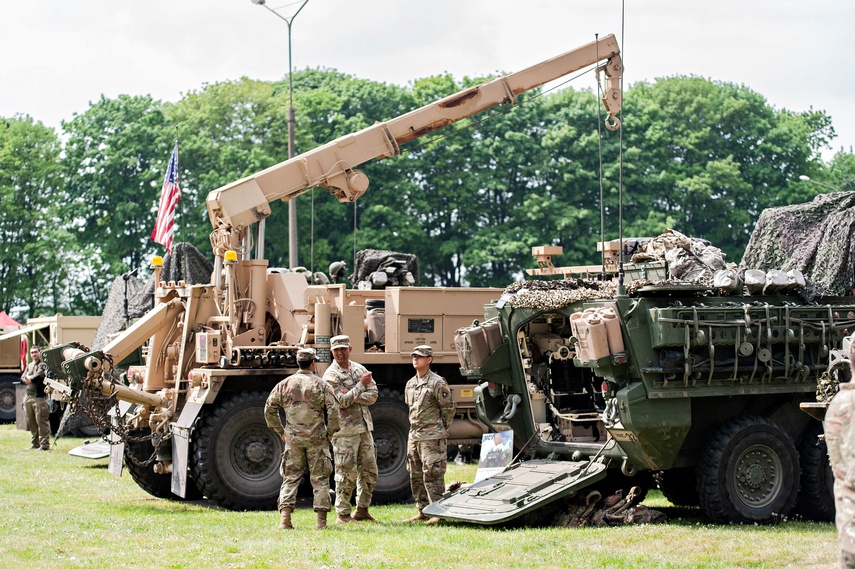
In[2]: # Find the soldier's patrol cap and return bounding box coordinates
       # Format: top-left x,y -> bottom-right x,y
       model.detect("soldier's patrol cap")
296,348 -> 318,362
330,335 -> 351,350
410,345 -> 432,357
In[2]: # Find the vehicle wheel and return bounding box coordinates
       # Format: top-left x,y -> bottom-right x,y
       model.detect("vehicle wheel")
697,416 -> 800,524
125,428 -> 204,501
370,389 -> 413,503
0,378 -> 16,422
793,420 -> 834,521
655,467 -> 700,507
191,391 -> 283,510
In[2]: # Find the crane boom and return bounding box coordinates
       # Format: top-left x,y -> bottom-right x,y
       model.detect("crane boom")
205,34 -> 622,250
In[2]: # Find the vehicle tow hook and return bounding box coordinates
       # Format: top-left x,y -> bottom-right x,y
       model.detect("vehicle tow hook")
500,394 -> 521,421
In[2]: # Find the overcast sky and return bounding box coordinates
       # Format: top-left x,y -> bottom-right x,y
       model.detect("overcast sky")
2,1 -> 852,164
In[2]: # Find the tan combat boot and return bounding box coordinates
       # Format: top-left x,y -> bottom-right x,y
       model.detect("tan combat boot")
336,512 -> 356,524
316,510 -> 328,529
402,510 -> 427,523
351,506 -> 378,522
278,507 -> 294,530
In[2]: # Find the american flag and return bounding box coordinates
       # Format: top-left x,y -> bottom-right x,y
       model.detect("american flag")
151,142 -> 181,252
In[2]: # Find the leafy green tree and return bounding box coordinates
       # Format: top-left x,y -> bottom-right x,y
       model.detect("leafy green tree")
616,77 -> 834,263
62,94 -> 173,281
0,115 -> 69,317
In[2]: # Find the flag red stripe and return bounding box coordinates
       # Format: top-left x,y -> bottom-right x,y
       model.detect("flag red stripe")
151,143 -> 181,252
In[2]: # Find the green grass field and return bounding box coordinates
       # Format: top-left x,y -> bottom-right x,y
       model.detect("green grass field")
1,424 -> 839,568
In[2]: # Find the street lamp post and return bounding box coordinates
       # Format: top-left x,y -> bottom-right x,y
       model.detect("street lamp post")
251,0 -> 310,268
799,175 -> 855,192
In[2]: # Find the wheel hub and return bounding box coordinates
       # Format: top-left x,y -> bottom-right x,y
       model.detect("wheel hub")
233,428 -> 274,475
734,445 -> 781,507
376,438 -> 392,460
245,441 -> 267,463
0,388 -> 14,411
373,426 -> 402,471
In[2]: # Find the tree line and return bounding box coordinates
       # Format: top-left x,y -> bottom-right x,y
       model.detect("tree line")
1,68 -> 853,319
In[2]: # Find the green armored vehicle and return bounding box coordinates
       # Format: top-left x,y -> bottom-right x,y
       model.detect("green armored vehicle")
426,200 -> 855,525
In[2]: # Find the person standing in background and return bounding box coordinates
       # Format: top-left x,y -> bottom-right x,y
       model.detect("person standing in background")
21,346 -> 50,451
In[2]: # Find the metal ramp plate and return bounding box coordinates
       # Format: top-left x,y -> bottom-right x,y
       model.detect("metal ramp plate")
423,459 -> 607,525
68,439 -> 110,459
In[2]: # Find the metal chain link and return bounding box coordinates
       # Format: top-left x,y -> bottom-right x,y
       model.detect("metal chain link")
67,362 -> 166,467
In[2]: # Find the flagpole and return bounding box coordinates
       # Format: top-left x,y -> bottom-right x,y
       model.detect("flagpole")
173,139 -> 189,285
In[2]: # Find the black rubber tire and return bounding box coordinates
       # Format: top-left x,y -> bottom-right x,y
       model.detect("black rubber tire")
370,389 -> 413,503
793,420 -> 835,521
697,416 -> 800,524
655,467 -> 700,507
125,428 -> 204,501
190,391 -> 283,510
0,378 -> 17,422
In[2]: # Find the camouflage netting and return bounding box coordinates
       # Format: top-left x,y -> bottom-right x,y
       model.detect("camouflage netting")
350,248 -> 419,286
740,191 -> 855,296
503,279 -> 618,310
90,275 -> 146,351
58,242 -> 214,438
630,229 -> 728,282
91,242 -> 214,350
503,230 -> 730,310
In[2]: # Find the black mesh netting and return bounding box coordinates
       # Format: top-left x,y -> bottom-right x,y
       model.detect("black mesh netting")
740,191 -> 855,296
58,242 -> 213,437
349,249 -> 419,287
91,242 -> 213,350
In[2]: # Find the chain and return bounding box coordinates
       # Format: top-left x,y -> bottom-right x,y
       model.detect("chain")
67,362 -> 166,467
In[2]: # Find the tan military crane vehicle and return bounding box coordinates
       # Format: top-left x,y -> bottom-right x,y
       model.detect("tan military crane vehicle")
41,35 -> 624,509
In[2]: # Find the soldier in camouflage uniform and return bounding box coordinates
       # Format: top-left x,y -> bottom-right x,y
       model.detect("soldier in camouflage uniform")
402,345 -> 454,524
21,346 -> 50,451
323,334 -> 380,523
264,348 -> 340,530
825,339 -> 855,568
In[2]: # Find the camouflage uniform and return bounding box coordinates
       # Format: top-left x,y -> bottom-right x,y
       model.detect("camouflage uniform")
826,368 -> 855,567
405,368 -> 454,511
323,359 -> 379,517
22,356 -> 50,450
264,368 -> 340,513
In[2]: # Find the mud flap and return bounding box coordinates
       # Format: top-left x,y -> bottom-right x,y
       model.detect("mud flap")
171,400 -> 203,498
423,459 -> 607,525
108,401 -> 134,476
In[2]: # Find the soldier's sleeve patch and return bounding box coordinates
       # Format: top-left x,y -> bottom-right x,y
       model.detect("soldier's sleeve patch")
440,386 -> 451,398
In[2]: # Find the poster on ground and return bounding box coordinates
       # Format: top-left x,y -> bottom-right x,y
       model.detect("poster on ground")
474,430 -> 513,483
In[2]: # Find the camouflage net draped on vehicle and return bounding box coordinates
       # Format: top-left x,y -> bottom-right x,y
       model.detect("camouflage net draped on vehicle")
92,242 -> 214,350
502,279 -> 618,311
740,191 -> 855,297
349,249 -> 419,287
502,230 -> 727,310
